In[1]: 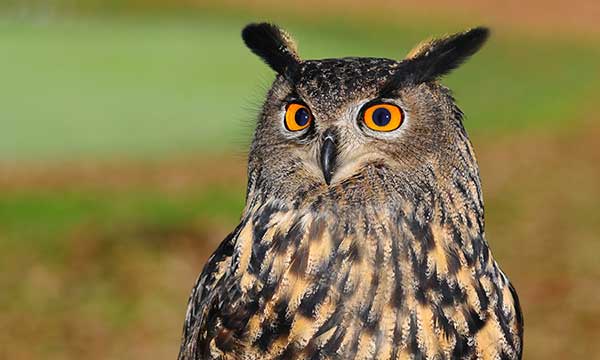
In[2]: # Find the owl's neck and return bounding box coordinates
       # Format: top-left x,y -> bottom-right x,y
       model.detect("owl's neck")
242,159 -> 490,280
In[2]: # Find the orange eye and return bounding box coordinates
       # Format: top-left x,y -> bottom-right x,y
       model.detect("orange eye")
285,103 -> 313,131
363,103 -> 403,132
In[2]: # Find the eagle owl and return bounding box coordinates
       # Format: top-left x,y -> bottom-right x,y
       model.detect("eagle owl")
178,23 -> 523,360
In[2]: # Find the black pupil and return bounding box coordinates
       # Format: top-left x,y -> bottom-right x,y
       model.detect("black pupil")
295,107 -> 310,127
372,107 -> 391,127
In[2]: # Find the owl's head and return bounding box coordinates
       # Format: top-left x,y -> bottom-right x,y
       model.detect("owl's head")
242,23 -> 489,205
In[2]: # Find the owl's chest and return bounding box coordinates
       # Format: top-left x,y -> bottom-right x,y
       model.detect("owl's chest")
204,204 -> 517,359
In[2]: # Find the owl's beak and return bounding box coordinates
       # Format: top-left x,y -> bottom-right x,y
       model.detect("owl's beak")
320,129 -> 337,185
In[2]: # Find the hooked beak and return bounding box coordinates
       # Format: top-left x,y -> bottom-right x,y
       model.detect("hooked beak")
319,129 -> 337,185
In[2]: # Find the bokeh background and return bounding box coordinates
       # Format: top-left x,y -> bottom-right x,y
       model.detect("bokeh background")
1,1 -> 599,359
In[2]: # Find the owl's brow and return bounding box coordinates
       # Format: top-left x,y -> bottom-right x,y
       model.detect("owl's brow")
283,66 -> 302,87
378,62 -> 415,98
285,89 -> 303,103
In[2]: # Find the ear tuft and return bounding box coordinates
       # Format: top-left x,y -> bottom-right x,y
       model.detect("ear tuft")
408,27 -> 490,81
405,37 -> 436,60
380,27 -> 489,96
242,23 -> 301,77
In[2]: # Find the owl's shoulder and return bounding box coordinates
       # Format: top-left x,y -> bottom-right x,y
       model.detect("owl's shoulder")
179,225 -> 240,359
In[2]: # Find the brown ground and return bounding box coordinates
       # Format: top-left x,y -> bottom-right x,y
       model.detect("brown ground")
0,155 -> 247,193
2,120 -> 599,359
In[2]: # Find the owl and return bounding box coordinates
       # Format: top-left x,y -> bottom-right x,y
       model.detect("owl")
178,23 -> 523,360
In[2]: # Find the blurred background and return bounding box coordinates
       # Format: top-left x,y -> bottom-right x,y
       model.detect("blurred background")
1,1 -> 598,359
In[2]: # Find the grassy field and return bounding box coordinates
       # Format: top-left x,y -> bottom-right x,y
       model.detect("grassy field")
0,11 -> 598,160
1,4 -> 599,360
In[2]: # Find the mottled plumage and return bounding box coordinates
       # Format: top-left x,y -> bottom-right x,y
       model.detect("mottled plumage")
179,23 -> 523,360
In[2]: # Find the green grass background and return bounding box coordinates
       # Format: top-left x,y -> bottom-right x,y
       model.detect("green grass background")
1,11 -> 598,160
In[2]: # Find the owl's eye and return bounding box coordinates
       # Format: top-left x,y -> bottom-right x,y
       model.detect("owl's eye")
363,103 -> 403,132
285,103 -> 313,131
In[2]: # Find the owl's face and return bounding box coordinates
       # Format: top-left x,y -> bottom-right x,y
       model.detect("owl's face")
243,24 -> 488,203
